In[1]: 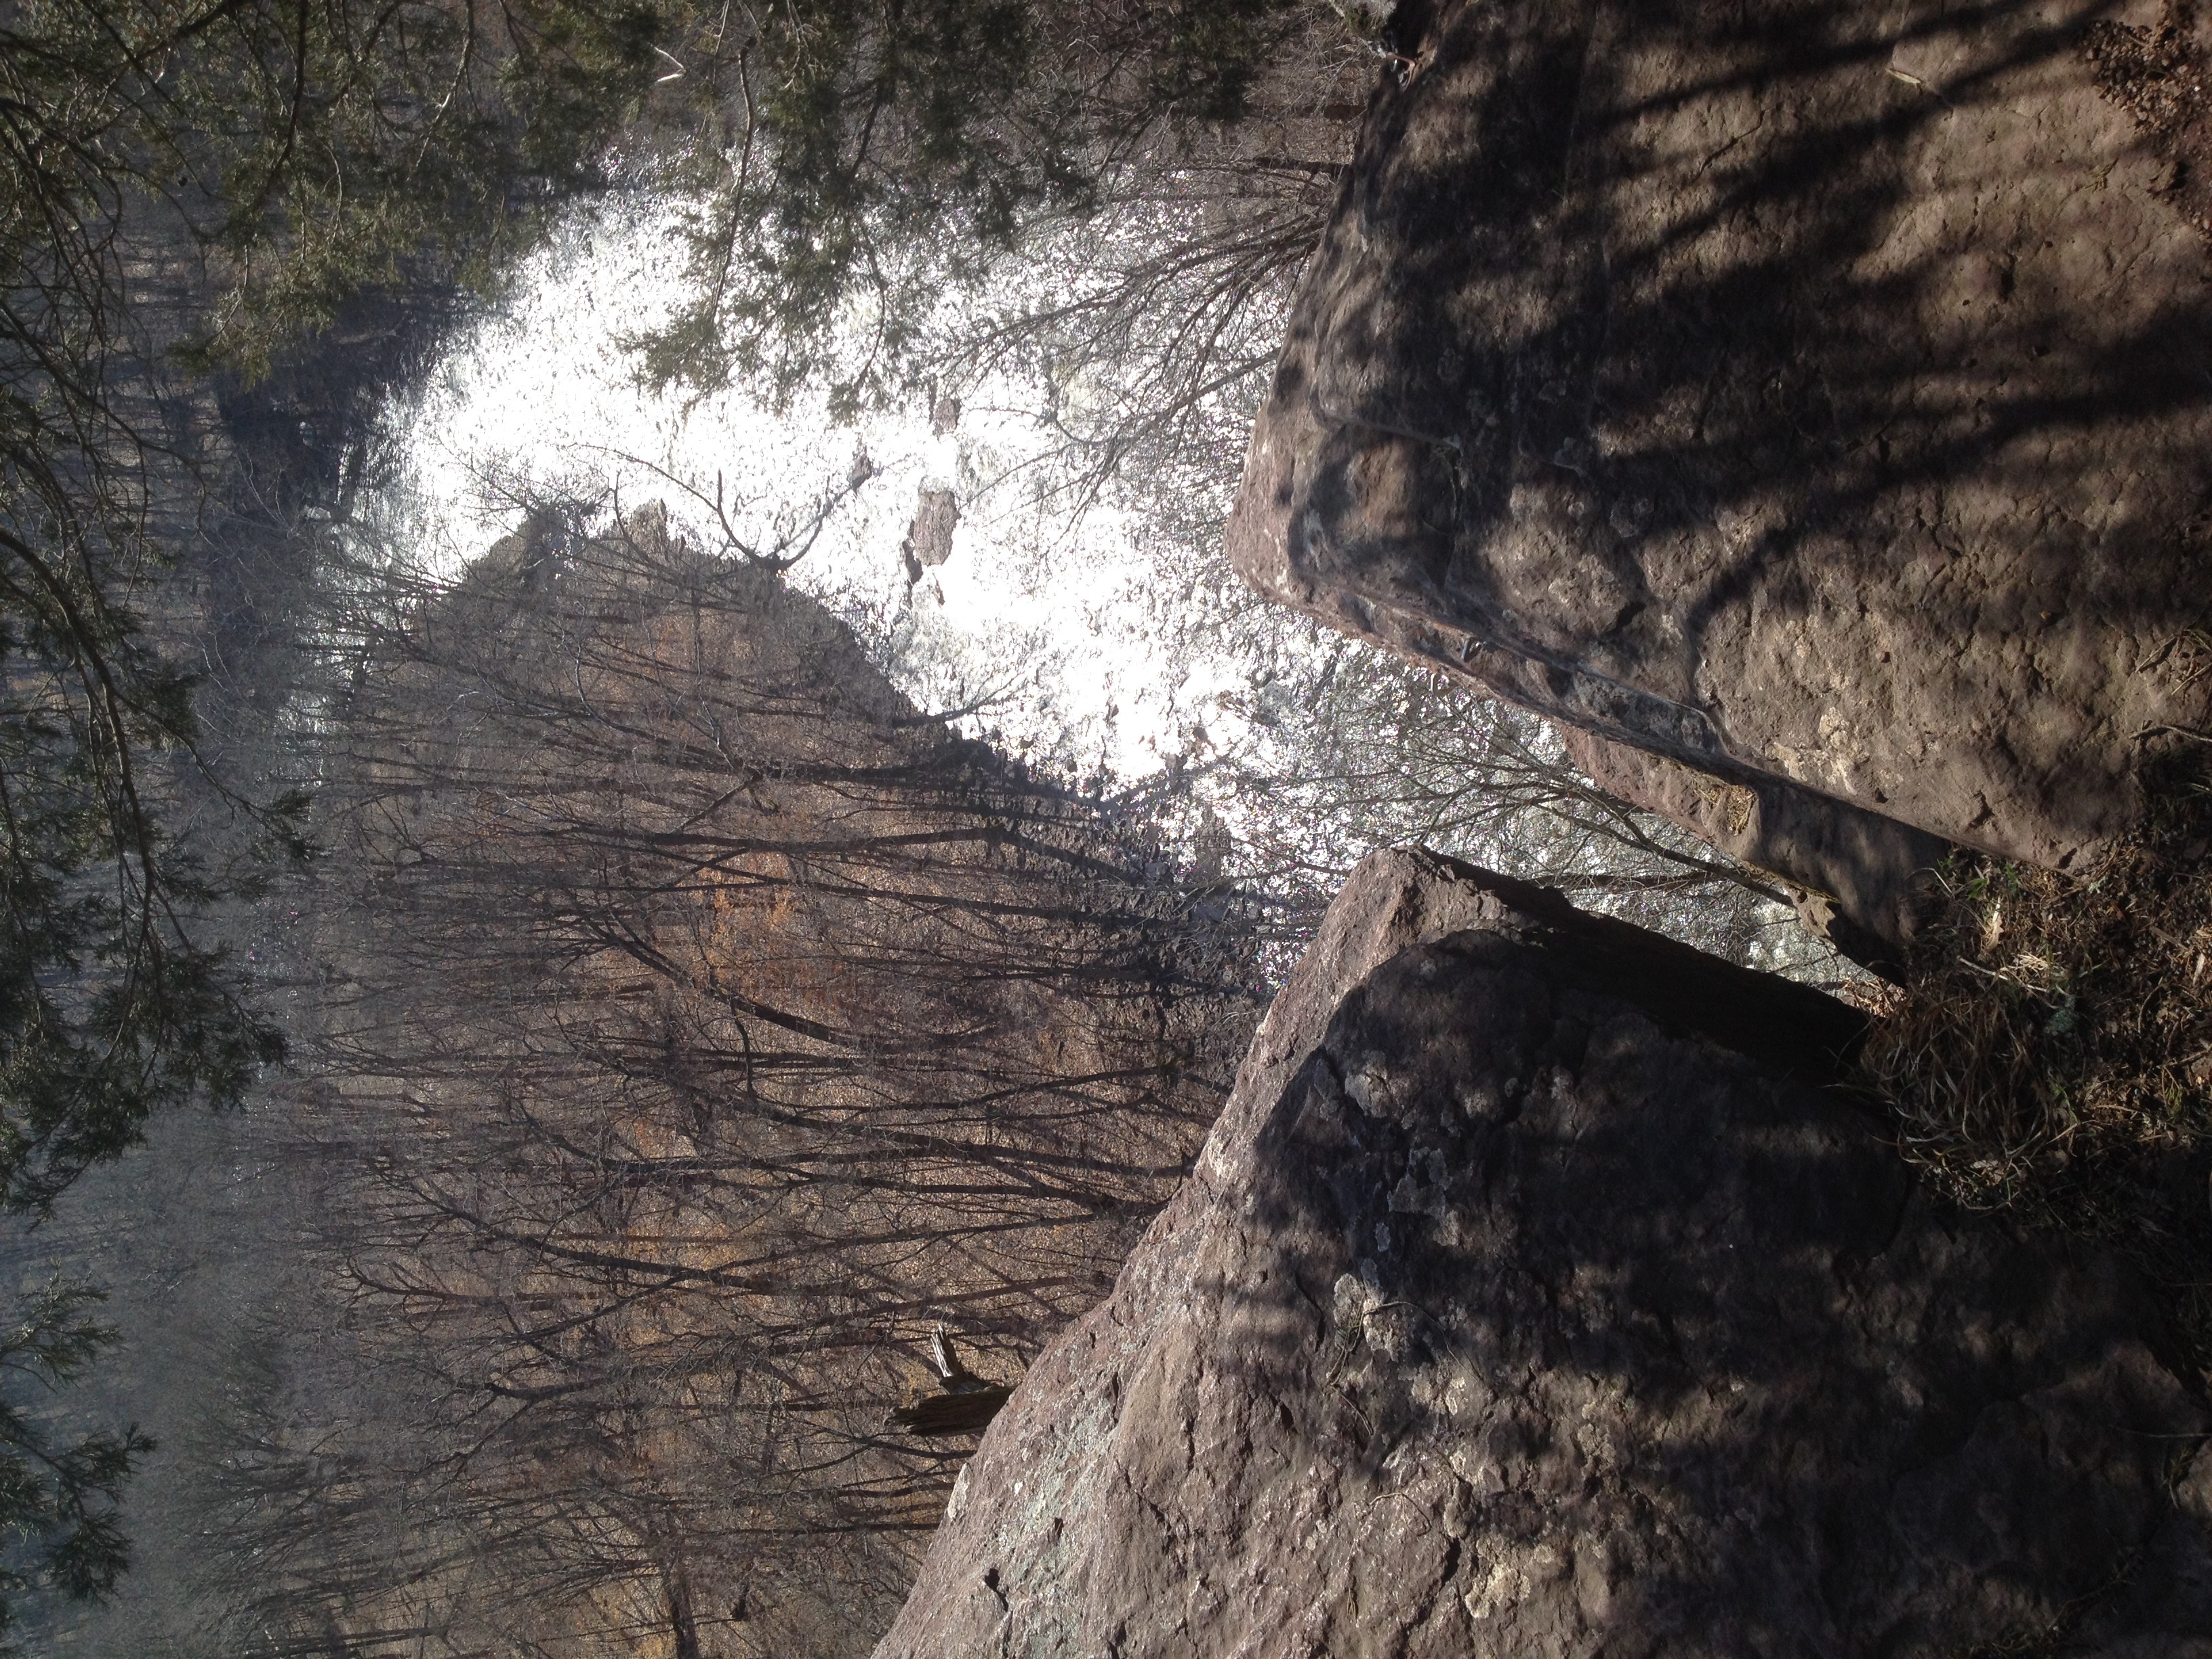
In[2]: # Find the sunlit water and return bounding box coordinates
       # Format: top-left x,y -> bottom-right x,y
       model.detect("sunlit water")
384,195 -> 1840,981
389,194 -> 1300,794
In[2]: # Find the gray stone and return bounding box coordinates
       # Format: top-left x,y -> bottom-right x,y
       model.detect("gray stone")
874,851 -> 2212,1658
907,487 -> 960,569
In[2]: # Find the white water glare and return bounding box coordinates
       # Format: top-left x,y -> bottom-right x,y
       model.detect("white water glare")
388,196 -> 1275,789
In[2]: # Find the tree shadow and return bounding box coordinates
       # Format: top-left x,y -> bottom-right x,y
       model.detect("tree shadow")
1187,918 -> 2212,1650
872,863 -> 2212,1654
1252,0 -> 2212,861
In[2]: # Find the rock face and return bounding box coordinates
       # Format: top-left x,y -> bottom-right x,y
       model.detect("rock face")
906,486 -> 961,568
874,851 -> 2212,1658
1226,0 -> 2212,939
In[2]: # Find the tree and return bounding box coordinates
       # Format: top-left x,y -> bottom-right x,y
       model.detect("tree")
0,1281 -> 155,1652
0,0 -> 689,1633
628,0 -> 1345,411
180,506 -> 1258,1657
0,0 -> 712,1192
1209,641 -> 1820,964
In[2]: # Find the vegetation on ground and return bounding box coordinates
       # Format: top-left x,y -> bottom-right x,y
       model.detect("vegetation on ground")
1864,727 -> 2212,1370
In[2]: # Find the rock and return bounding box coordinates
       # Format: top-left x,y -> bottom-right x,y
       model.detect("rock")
905,487 -> 960,570
872,851 -> 2212,1658
1226,0 -> 2212,941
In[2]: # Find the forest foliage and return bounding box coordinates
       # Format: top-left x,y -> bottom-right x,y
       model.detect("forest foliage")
206,512 -> 1253,1654
0,0 -> 1326,1636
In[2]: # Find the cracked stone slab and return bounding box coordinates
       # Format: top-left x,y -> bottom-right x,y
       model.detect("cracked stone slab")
1226,0 -> 2212,937
873,851 -> 2212,1658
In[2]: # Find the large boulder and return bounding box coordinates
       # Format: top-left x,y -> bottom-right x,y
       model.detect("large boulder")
1227,0 -> 2212,941
873,851 -> 2212,1657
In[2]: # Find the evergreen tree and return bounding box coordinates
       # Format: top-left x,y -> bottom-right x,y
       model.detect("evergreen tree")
630,0 -> 1314,410
0,1282 -> 153,1650
0,0 -> 670,1632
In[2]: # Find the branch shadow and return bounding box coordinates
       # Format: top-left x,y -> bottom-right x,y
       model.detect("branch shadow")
1189,922 -> 2212,1650
1261,0 -> 2212,857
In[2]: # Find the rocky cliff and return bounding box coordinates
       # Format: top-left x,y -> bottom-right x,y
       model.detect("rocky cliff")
1227,0 -> 2212,945
873,851 -> 2212,1656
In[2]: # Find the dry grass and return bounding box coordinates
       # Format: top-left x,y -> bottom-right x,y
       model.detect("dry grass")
1861,741 -> 2212,1356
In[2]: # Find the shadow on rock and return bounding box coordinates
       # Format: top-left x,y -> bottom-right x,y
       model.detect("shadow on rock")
874,851 -> 2212,1658
1231,0 -> 2212,924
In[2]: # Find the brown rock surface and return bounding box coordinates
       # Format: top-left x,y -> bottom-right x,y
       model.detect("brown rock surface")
873,851 -> 2212,1657
1227,0 -> 2212,933
1556,726 -> 1955,968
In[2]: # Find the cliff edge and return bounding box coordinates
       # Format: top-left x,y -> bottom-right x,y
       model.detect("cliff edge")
873,851 -> 2212,1656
